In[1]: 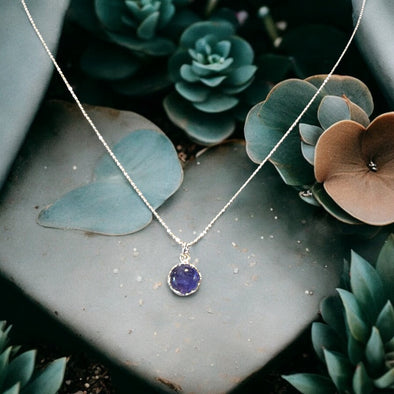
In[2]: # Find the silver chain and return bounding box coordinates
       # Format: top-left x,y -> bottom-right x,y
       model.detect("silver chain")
20,0 -> 366,250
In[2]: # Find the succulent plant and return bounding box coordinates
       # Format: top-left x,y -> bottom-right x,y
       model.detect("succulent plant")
0,321 -> 66,393
164,20 -> 260,145
283,233 -> 394,393
244,74 -> 394,227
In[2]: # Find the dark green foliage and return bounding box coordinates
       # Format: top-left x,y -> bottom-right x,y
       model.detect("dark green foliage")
283,234 -> 394,393
0,322 -> 66,394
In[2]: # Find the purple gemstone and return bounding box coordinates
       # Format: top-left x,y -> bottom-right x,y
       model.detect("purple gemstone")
168,263 -> 201,296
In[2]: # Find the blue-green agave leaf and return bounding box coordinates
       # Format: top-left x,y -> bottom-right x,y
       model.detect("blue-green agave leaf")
2,383 -> 20,394
163,92 -> 235,145
376,301 -> 394,343
317,95 -> 351,130
299,123 -> 323,145
365,327 -> 386,375
347,334 -> 364,366
376,234 -> 394,304
324,349 -> 353,392
320,294 -> 347,339
311,322 -> 344,361
282,373 -> 335,393
306,75 -> 374,116
337,289 -> 369,343
352,362 -> 373,394
39,129 -> 183,235
374,368 -> 394,389
4,350 -> 36,389
22,357 -> 66,394
350,250 -> 386,324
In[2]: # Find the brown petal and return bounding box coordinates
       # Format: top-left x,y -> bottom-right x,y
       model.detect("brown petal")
314,120 -> 365,183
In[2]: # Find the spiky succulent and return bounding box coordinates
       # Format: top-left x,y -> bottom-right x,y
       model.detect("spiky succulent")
164,20 -> 258,145
0,321 -> 66,393
283,234 -> 394,393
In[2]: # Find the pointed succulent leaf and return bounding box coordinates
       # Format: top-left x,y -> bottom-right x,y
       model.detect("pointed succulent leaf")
374,368 -> 394,389
2,383 -> 20,394
317,95 -> 351,130
200,75 -> 227,87
282,373 -> 336,394
301,142 -> 315,165
376,301 -> 394,343
311,322 -> 344,361
350,250 -> 386,324
324,349 -> 353,393
4,349 -> 36,389
225,65 -> 257,87
0,347 -> 12,387
386,336 -> 394,352
347,334 -> 364,366
299,123 -> 324,146
365,327 -> 386,376
306,75 -> 374,116
320,294 -> 347,339
0,323 -> 11,354
193,93 -> 239,113
163,92 -> 235,145
376,234 -> 394,304
311,183 -> 362,225
22,357 -> 66,394
337,289 -> 369,343
352,362 -> 373,394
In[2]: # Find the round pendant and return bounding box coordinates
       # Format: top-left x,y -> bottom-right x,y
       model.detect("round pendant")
168,263 -> 201,296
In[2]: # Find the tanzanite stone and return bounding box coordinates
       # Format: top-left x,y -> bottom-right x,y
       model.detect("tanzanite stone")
168,263 -> 201,296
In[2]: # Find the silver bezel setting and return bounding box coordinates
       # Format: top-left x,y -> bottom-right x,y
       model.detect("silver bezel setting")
167,263 -> 202,297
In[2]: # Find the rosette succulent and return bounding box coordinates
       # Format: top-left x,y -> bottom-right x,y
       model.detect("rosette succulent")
283,234 -> 394,393
164,20 -> 259,145
245,74 -> 394,227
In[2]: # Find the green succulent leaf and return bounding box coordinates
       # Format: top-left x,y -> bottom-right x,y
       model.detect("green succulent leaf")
306,75 -> 374,116
22,357 -> 66,394
352,362 -> 373,394
163,92 -> 235,145
320,294 -> 347,340
137,11 -> 160,40
376,234 -> 394,304
0,324 -> 11,354
350,250 -> 386,324
311,322 -> 344,361
95,0 -> 126,31
374,368 -> 394,389
337,289 -> 369,344
193,93 -> 239,113
282,373 -> 336,394
80,42 -> 141,81
175,82 -> 210,102
301,142 -> 315,165
365,327 -> 386,376
347,334 -> 364,366
0,347 -> 12,389
39,128 -> 183,235
299,123 -> 323,145
2,383 -> 20,394
324,349 -> 353,393
317,95 -> 351,130
4,349 -> 36,389
375,301 -> 394,344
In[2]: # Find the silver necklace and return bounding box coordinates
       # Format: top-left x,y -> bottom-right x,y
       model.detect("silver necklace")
21,0 -> 366,296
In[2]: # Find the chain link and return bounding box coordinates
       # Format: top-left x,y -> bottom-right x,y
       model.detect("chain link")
20,0 -> 366,250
